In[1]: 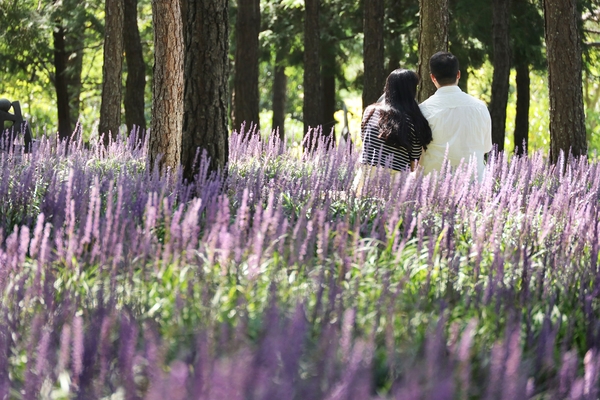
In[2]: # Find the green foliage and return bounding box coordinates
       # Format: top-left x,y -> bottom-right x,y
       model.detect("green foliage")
450,0 -> 492,71
510,0 -> 545,71
384,0 -> 420,71
0,0 -> 153,138
2,0 -> 600,154
583,9 -> 600,151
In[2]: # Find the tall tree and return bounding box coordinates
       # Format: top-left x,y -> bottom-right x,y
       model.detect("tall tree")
511,0 -> 544,156
99,0 -> 124,144
417,0 -> 449,102
52,0 -> 85,139
233,0 -> 260,136
63,0 -> 90,131
149,0 -> 184,173
181,0 -> 229,181
272,46 -> 288,141
65,32 -> 84,130
123,0 -> 147,132
490,0 -> 511,152
53,24 -> 72,139
321,40 -> 337,144
262,2 -> 304,141
363,0 -> 385,108
449,0 -> 491,94
513,62 -> 529,155
544,0 -> 587,162
263,1 -> 303,142
303,0 -> 323,148
314,0 -> 362,146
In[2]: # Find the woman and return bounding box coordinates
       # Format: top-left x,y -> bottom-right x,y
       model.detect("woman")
355,69 -> 432,191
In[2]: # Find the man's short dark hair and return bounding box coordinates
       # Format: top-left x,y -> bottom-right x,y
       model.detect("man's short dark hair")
429,52 -> 459,86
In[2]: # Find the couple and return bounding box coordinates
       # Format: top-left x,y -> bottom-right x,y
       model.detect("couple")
356,52 -> 492,190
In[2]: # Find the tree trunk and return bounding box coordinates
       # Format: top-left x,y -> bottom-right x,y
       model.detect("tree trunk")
272,47 -> 287,141
458,67 -> 468,92
303,0 -> 323,149
124,0 -> 147,132
150,0 -> 184,174
490,0 -> 511,152
181,0 -> 229,182
322,44 -> 336,147
417,0 -> 449,102
99,0 -> 124,145
65,32 -> 83,131
233,0 -> 260,137
513,62 -> 530,156
543,0 -> 587,162
363,0 -> 385,108
53,25 -> 72,140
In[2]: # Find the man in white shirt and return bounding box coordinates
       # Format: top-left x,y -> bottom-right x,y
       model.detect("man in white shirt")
419,52 -> 492,181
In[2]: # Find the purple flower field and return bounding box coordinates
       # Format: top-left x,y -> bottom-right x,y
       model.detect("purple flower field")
1,130 -> 600,399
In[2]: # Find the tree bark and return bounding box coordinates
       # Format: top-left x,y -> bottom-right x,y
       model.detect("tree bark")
303,0 -> 323,149
124,0 -> 147,132
490,0 -> 511,152
150,0 -> 184,174
233,0 -> 260,137
65,32 -> 83,131
51,0 -> 84,137
181,0 -> 229,182
322,45 -> 336,147
99,0 -> 124,145
513,62 -> 530,156
53,25 -> 72,140
458,67 -> 468,93
272,47 -> 287,141
417,0 -> 449,102
544,0 -> 587,162
363,0 -> 385,108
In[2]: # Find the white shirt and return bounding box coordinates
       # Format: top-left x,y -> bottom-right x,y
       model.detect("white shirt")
419,86 -> 492,180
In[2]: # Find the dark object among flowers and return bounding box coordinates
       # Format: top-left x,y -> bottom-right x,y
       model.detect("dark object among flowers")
0,98 -> 33,153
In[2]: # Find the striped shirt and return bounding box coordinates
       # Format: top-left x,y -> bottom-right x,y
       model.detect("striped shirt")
360,106 -> 422,172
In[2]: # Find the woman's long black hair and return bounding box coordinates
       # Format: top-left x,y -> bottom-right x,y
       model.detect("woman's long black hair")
378,69 -> 432,150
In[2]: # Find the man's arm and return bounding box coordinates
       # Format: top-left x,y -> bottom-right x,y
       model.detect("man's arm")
483,107 -> 493,153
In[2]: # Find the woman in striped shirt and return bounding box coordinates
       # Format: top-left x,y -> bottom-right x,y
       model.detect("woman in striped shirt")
359,69 -> 432,176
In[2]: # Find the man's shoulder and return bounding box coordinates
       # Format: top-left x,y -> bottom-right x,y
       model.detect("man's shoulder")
418,97 -> 435,113
461,92 -> 488,108
419,94 -> 447,120
419,94 -> 436,106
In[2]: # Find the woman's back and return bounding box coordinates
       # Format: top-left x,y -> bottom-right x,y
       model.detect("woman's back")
360,105 -> 423,172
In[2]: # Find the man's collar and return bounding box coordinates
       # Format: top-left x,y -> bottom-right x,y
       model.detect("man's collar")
436,85 -> 462,94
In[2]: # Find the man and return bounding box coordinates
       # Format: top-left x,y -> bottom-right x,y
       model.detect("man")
419,52 -> 492,181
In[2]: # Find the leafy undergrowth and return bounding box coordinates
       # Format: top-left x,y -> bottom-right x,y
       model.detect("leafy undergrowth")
1,131 -> 600,399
